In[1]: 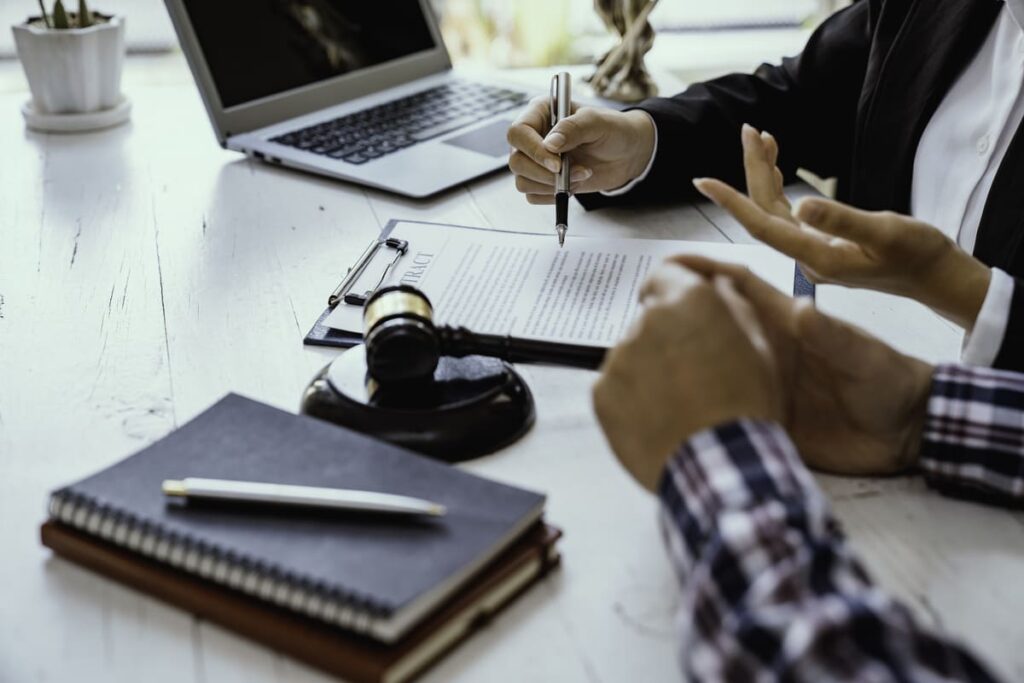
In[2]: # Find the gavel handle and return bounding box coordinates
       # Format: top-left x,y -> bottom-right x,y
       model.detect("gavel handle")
440,326 -> 606,370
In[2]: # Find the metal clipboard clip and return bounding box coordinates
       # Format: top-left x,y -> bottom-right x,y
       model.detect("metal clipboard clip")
327,237 -> 409,308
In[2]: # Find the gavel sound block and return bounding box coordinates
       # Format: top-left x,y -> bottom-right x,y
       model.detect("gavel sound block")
301,285 -> 604,461
301,346 -> 535,462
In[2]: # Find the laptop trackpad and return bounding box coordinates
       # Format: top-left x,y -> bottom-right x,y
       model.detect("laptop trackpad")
443,120 -> 514,157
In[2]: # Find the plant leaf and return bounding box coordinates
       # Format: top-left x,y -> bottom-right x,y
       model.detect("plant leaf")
52,0 -> 70,29
36,0 -> 52,28
77,0 -> 93,28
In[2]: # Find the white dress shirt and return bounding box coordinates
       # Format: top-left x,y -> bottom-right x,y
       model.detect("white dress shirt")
612,1 -> 1024,367
911,2 -> 1024,365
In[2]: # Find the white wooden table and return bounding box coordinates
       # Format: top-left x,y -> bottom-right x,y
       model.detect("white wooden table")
2,55 -> 1023,683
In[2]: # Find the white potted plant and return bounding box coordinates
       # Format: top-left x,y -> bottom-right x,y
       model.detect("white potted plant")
12,0 -> 129,132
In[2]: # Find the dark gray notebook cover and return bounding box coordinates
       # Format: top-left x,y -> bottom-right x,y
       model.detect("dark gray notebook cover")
52,394 -> 545,618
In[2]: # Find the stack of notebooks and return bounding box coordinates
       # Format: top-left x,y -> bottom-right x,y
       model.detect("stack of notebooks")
41,394 -> 559,683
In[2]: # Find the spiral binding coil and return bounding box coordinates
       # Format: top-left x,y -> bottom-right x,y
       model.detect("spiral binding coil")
48,490 -> 389,633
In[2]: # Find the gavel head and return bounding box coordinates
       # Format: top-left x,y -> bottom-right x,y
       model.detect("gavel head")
363,285 -> 441,385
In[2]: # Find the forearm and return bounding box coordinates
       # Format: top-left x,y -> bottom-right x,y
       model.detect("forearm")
660,419 -> 999,681
920,364 -> 1024,505
922,246 -> 992,331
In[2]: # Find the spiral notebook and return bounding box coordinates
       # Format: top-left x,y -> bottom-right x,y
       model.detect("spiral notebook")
45,394 -> 547,644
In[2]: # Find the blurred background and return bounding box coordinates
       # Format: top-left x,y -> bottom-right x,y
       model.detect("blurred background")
0,0 -> 851,77
433,0 -> 842,67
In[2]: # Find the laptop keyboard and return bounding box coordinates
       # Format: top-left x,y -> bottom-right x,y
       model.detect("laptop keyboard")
270,82 -> 529,165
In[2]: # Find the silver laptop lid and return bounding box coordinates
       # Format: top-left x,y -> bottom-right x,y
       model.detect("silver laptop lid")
163,0 -> 452,143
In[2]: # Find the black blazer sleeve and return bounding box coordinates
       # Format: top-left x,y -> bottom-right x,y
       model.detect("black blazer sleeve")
994,277 -> 1024,372
579,0 -> 876,209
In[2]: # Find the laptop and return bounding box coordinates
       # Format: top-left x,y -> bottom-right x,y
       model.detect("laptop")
162,0 -> 533,198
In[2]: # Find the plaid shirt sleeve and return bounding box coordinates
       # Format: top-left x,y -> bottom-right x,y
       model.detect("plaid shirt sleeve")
658,419 -> 1000,682
920,363 -> 1024,505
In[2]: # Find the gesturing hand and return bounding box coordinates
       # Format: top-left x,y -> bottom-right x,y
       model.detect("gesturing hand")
592,262 -> 782,491
693,124 -> 991,330
673,256 -> 935,476
506,97 -> 656,204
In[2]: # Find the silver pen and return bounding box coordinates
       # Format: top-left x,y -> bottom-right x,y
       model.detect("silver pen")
162,477 -> 447,517
550,72 -> 572,247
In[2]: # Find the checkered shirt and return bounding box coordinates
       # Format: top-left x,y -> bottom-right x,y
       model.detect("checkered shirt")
657,362 -> 1024,681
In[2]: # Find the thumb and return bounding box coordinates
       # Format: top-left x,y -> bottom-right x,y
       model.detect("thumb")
713,275 -> 773,362
544,109 -> 603,153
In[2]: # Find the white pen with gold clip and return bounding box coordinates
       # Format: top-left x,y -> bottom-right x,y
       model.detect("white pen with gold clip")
162,477 -> 447,517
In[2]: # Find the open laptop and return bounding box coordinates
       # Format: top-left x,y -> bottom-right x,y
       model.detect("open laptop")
162,0 -> 533,198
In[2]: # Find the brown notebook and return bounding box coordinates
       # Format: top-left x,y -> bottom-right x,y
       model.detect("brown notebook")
42,520 -> 561,683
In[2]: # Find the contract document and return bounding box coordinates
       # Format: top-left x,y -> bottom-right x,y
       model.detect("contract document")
309,220 -> 798,350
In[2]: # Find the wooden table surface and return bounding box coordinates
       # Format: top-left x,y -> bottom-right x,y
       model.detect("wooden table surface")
2,55 -> 1023,683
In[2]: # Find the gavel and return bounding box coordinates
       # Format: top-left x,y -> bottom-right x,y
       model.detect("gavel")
363,285 -> 606,385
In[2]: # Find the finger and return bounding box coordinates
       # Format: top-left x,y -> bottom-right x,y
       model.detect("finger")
762,131 -> 790,207
672,255 -> 797,340
507,98 -> 562,173
569,166 -> 594,184
544,107 -> 606,155
693,178 -> 832,265
515,169 -> 592,195
665,253 -> 728,280
639,261 -> 704,305
509,150 -> 558,185
515,176 -> 551,194
762,131 -> 779,168
793,197 -> 893,247
567,171 -> 623,195
674,255 -> 792,315
526,194 -> 555,205
713,275 -> 771,359
741,124 -> 783,212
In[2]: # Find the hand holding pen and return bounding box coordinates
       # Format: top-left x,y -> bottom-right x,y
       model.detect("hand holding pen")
505,84 -> 657,216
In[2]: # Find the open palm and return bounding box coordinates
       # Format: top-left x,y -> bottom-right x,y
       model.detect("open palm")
693,124 -> 989,330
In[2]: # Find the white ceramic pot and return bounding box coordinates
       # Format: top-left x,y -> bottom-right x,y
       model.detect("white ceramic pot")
12,15 -> 125,115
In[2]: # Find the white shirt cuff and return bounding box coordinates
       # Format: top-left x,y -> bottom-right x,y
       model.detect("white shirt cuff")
600,112 -> 658,197
961,268 -> 1014,367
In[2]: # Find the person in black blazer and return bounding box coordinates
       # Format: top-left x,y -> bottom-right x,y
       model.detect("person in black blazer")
506,0 -> 1024,371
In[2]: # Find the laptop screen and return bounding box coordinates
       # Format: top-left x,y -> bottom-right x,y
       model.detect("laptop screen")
182,1 -> 438,109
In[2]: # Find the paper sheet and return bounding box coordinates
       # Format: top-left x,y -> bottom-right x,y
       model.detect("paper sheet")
325,221 -> 796,347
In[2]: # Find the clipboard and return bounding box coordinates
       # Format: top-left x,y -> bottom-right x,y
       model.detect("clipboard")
303,219 -> 816,350
304,219 -> 542,348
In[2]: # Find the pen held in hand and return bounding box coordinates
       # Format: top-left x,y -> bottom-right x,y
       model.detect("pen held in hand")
555,192 -> 569,247
550,72 -> 572,247
162,477 -> 447,517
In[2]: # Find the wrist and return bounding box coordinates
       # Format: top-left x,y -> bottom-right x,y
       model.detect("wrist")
680,374 -> 783,447
896,358 -> 935,471
623,110 -> 656,182
926,246 -> 991,330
